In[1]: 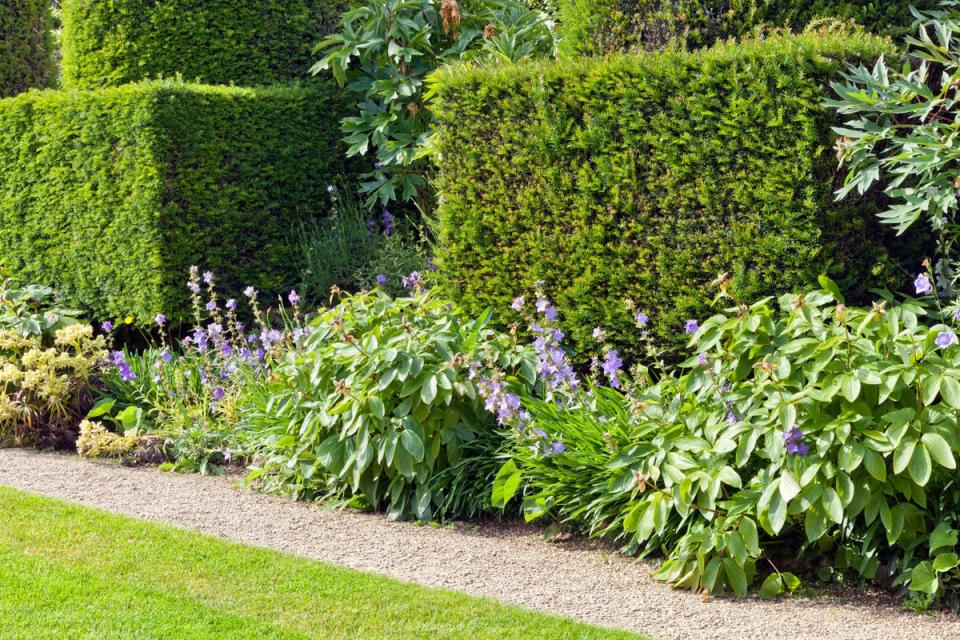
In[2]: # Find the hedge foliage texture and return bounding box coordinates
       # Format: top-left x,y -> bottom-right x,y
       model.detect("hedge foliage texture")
0,81 -> 352,323
0,0 -> 55,97
431,32 -> 921,358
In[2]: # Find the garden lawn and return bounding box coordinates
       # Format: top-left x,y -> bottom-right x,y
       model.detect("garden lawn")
0,487 -> 644,640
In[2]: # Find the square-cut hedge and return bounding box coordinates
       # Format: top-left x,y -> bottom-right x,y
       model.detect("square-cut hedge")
556,0 -> 939,57
430,32 -> 923,358
0,0 -> 55,97
0,81 -> 352,323
61,0 -> 350,89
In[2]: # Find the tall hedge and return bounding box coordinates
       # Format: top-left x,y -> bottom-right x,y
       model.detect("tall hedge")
0,0 -> 55,97
430,32 -> 923,358
61,0 -> 350,89
0,81 -> 352,322
556,0 -> 940,57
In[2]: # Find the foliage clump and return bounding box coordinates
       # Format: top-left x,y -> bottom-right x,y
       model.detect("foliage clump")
0,0 -> 56,97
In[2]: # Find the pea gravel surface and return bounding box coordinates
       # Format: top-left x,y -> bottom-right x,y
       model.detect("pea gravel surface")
2,449 -> 958,640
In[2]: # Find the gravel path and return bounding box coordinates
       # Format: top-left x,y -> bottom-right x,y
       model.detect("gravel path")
1,449 -> 958,640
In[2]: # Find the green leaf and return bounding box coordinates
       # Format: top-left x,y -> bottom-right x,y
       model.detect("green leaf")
930,523 -> 959,552
491,461 -> 522,508
768,491 -> 787,534
841,375 -> 861,403
864,449 -> 887,482
821,488 -> 843,524
893,438 -> 916,475
805,507 -> 829,542
758,573 -> 783,600
779,470 -> 801,502
368,396 -> 385,419
909,561 -> 939,595
908,444 -> 932,486
940,376 -> 960,408
921,432 -> 956,470
933,553 -> 959,572
400,428 -> 424,462
420,376 -> 437,404
781,572 -> 801,592
86,398 -> 115,419
739,518 -> 760,556
722,558 -> 748,597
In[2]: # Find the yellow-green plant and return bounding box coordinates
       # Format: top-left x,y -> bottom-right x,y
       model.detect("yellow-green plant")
0,323 -> 106,448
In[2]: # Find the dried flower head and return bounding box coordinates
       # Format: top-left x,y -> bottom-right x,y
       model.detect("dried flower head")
440,0 -> 462,37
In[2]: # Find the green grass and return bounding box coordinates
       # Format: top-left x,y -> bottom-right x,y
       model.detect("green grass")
0,487 -> 645,640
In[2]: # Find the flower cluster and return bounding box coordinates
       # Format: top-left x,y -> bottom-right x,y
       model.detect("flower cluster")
477,374 -> 528,428
783,426 -> 809,456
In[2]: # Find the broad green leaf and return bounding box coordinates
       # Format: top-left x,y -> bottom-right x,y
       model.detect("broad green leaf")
909,561 -> 939,595
758,573 -> 783,600
400,428 -> 424,462
864,449 -> 887,482
908,444 -> 932,486
821,488 -> 843,524
921,432 -> 956,469
722,558 -> 748,597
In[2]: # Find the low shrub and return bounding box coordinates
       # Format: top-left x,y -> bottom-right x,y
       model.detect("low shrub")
431,31 -> 923,360
493,276 -> 960,610
61,0 -> 351,88
0,0 -> 55,96
0,80 -> 353,324
246,287 -> 537,520
555,0 -> 941,57
0,323 -> 105,449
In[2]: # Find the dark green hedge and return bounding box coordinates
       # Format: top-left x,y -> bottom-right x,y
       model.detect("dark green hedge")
0,81 -> 353,323
431,32 -> 923,359
0,0 -> 55,97
556,0 -> 940,57
61,0 -> 350,89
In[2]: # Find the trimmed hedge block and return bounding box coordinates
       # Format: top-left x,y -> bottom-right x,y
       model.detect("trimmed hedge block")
0,0 -> 55,97
61,0 -> 350,88
431,33 -> 922,358
556,0 -> 939,57
0,80 -> 353,323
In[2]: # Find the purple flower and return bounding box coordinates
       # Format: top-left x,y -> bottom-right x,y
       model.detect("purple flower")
154,313 -> 166,327
954,308 -> 960,323
783,426 -> 809,456
206,300 -> 218,312
243,286 -> 258,300
592,327 -> 606,341
915,273 -> 933,296
697,352 -> 708,367
326,185 -> 335,193
212,387 -> 225,401
382,210 -> 395,235
101,321 -> 114,332
376,274 -> 388,286
161,349 -> 173,362
366,219 -> 376,234
426,257 -> 439,271
188,282 -> 201,294
226,299 -> 237,311
203,271 -> 213,285
634,311 -> 649,327
550,441 -> 566,455
512,296 -> 525,312
110,351 -> 136,382
402,271 -> 423,291
602,349 -> 623,389
685,319 -> 700,334
936,331 -> 957,349
288,290 -> 300,306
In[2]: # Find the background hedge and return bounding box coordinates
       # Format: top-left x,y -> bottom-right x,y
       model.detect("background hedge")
430,32 -> 923,359
556,0 -> 940,57
0,0 -> 55,97
0,80 -> 353,322
61,0 -> 350,89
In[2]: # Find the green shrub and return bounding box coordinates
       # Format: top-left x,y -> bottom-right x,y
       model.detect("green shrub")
60,0 -> 351,88
247,288 -> 537,520
555,0 -> 941,57
0,80 -> 353,323
493,278 -> 960,609
0,0 -> 55,96
431,32 -> 924,359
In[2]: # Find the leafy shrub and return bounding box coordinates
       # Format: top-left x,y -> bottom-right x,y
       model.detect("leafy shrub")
555,0 -> 941,57
76,419 -> 139,459
0,80 -> 354,324
0,0 -> 55,96
494,277 -> 960,609
828,3 -> 960,261
0,323 -> 105,449
430,31 -> 924,360
0,278 -> 82,338
247,288 -> 537,520
314,0 -> 555,208
60,0 -> 351,88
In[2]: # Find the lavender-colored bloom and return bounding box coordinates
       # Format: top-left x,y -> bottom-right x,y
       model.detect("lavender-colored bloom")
241,347 -> 252,359
255,347 -> 265,363
937,331 -> 957,349
376,274 -> 388,286
326,185 -> 335,193
243,286 -> 258,300
188,282 -> 201,294
161,349 -> 173,362
288,290 -> 300,306
402,271 -> 423,290
426,256 -> 439,271
101,321 -> 114,332
382,210 -> 395,235
110,351 -> 136,382
783,426 -> 809,456
221,344 -> 234,357
697,352 -> 708,367
592,326 -> 606,341
366,219 -> 377,234
205,299 -> 217,312
154,313 -> 166,327
685,319 -> 700,334
550,441 -> 566,455
226,298 -> 238,311
915,273 -> 933,295
212,387 -> 225,401
634,311 -> 649,327
512,296 -> 525,312
534,428 -> 548,439
602,349 -> 623,389
203,271 -> 213,284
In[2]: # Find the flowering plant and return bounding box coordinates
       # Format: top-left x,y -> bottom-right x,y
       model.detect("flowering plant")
246,285 -> 537,520
493,276 -> 960,609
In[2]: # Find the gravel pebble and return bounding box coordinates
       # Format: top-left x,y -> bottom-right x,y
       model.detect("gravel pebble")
1,449 -> 958,640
